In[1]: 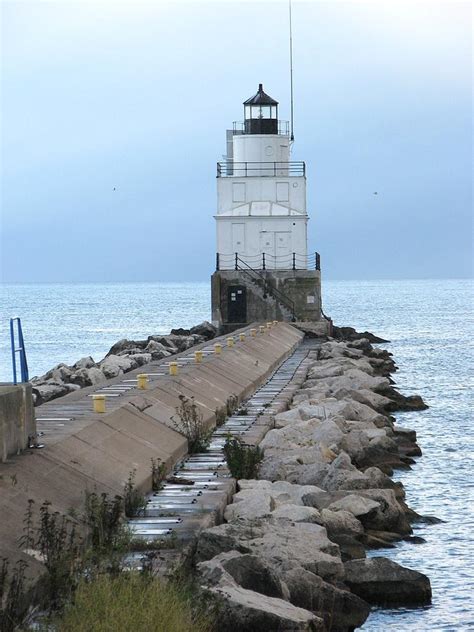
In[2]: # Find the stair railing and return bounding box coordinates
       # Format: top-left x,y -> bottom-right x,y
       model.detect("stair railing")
235,255 -> 296,321
10,317 -> 29,385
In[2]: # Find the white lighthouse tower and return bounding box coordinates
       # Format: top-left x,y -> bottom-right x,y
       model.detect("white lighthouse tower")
211,84 -> 326,332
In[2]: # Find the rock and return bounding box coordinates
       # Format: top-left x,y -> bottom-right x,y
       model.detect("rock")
128,353 -> 152,367
344,557 -> 432,606
307,364 -> 345,380
320,508 -> 364,538
237,480 -> 273,492
272,505 -> 322,523
332,326 -> 389,343
70,367 -> 105,388
269,481 -> 326,506
350,489 -> 412,535
144,340 -> 173,360
377,386 -> 428,411
346,388 -> 394,413
283,567 -> 370,631
107,338 -> 146,356
197,520 -> 344,581
73,356 -> 96,370
204,583 -> 323,631
273,408 -> 303,428
190,320 -> 217,340
328,494 -> 381,519
162,334 -> 196,351
170,327 -> 191,336
41,363 -> 73,383
99,354 -> 136,378
32,381 -> 71,405
146,336 -> 179,354
199,551 -> 286,599
224,492 -> 274,522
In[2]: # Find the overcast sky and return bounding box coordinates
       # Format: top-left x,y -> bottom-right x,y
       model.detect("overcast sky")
1,0 -> 472,282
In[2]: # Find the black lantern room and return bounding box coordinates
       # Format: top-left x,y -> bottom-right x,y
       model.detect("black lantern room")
243,83 -> 279,134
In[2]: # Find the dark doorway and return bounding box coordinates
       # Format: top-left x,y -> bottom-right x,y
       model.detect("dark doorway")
227,286 -> 247,323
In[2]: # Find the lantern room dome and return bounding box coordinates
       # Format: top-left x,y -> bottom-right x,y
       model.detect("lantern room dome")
243,84 -> 279,135
243,83 -> 278,106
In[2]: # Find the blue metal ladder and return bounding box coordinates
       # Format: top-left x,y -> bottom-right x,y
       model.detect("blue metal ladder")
10,317 -> 29,384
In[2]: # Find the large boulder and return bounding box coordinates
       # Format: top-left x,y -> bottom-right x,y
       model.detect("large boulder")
99,354 -> 136,378
197,519 -> 344,582
328,494 -> 381,519
128,353 -> 152,367
377,386 -> 429,411
190,320 -> 217,340
204,583 -> 323,631
70,367 -> 105,388
106,338 -> 146,356
199,551 -> 286,599
32,381 -> 72,405
283,566 -> 370,631
73,356 -> 96,370
144,340 -> 173,360
272,505 -> 322,524
274,408 -> 303,428
320,508 -> 364,538
344,557 -> 431,606
224,492 -> 274,522
331,326 -> 389,343
41,363 -> 73,383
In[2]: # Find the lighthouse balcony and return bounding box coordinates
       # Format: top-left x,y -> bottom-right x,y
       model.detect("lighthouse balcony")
216,252 -> 321,272
217,161 -> 305,177
232,120 -> 290,135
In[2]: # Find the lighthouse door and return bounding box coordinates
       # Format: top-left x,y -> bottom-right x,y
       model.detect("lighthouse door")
227,286 -> 247,323
231,223 -> 245,255
275,231 -> 291,269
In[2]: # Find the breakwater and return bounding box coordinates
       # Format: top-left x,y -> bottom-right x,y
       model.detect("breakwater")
193,331 -> 433,630
29,321 -> 218,406
0,324 -> 462,629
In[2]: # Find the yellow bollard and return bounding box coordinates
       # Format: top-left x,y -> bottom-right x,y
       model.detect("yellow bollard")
273,320 -> 278,325
194,350 -> 203,363
137,373 -> 148,390
266,322 -> 272,329
239,332 -> 246,342
214,342 -> 222,355
259,325 -> 266,334
169,361 -> 178,376
250,328 -> 257,337
227,336 -> 235,347
92,394 -> 106,414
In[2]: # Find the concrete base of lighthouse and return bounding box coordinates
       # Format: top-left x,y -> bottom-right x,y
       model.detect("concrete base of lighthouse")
211,269 -> 328,334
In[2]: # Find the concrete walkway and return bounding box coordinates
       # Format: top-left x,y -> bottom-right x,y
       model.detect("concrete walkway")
0,323 -> 302,569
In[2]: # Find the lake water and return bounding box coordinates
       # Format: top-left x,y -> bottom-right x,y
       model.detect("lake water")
1,279 -> 473,630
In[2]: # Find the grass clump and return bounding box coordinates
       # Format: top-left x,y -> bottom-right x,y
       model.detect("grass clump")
123,470 -> 147,518
172,395 -> 212,453
223,436 -> 264,480
53,573 -> 213,632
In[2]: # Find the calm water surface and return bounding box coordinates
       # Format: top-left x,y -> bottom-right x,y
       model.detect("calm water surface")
1,279 -> 473,630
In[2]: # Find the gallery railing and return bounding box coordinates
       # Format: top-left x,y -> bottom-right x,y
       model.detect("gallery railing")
216,252 -> 320,271
216,161 -> 305,177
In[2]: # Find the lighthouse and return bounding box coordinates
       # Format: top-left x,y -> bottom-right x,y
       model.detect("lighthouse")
211,84 -> 327,333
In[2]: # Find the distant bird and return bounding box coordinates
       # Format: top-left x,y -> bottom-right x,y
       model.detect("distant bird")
373,192 -> 378,195
113,187 -> 116,191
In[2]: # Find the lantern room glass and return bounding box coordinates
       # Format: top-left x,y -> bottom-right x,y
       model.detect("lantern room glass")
245,105 -> 277,120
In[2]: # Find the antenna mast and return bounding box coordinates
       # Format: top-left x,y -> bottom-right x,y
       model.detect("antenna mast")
289,0 -> 295,143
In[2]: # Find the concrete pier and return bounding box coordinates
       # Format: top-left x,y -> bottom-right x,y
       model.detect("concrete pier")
0,323 -> 303,569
